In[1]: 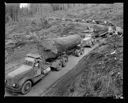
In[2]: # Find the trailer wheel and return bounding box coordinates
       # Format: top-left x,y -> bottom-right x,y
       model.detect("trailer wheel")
62,56 -> 68,67
21,80 -> 32,95
81,48 -> 84,55
56,62 -> 62,71
75,49 -> 81,57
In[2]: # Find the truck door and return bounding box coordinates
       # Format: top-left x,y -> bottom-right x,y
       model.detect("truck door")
34,61 -> 42,77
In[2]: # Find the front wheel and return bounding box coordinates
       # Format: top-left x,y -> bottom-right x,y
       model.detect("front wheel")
21,80 -> 32,95
74,49 -> 81,57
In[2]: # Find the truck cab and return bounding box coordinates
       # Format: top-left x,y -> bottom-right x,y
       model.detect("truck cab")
5,53 -> 51,95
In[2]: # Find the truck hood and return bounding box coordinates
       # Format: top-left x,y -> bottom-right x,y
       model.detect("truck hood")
6,65 -> 32,78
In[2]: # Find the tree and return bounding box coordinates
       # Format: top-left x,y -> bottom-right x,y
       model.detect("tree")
5,3 -> 20,23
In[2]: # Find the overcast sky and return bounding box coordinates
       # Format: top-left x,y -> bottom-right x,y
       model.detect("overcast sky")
19,3 -> 30,9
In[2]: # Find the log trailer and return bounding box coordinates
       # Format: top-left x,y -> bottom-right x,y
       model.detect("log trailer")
5,34 -> 84,95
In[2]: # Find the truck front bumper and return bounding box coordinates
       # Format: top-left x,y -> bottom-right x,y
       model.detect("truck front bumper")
5,84 -> 21,93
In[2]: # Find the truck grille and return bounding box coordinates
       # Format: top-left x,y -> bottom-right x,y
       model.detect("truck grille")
6,79 -> 14,86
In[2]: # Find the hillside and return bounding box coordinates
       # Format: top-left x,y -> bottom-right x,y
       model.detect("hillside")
43,34 -> 123,98
5,3 -> 123,97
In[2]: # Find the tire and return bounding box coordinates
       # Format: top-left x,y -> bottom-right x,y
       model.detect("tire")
81,48 -> 84,55
75,50 -> 81,57
56,62 -> 62,71
21,80 -> 32,95
62,56 -> 68,67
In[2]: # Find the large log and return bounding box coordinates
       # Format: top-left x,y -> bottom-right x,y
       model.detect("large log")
43,34 -> 81,53
39,34 -> 81,59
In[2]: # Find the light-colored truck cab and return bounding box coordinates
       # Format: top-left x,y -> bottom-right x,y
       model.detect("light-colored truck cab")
5,53 -> 51,95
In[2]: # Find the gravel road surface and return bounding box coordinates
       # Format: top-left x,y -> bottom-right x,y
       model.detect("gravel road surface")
5,44 -> 99,96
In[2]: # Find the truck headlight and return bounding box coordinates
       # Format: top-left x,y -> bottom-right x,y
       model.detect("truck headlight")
12,83 -> 19,88
5,80 -> 7,85
5,80 -> 7,83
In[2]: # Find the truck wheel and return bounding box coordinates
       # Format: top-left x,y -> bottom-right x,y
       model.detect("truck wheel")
81,48 -> 84,55
62,56 -> 68,67
56,62 -> 62,71
75,50 -> 81,57
21,80 -> 32,95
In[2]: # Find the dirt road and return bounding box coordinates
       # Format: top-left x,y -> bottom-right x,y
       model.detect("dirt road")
5,44 -> 99,96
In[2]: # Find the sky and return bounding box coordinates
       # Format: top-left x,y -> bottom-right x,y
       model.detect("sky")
19,3 -> 30,9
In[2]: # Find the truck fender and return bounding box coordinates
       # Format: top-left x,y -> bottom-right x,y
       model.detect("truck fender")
19,77 -> 32,87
